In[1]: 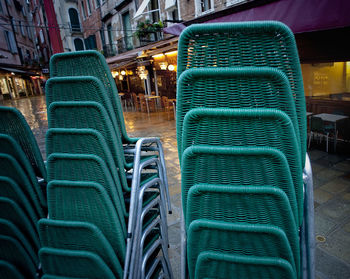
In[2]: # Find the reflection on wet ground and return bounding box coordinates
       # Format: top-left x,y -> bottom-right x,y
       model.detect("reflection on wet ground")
1,95 -> 350,279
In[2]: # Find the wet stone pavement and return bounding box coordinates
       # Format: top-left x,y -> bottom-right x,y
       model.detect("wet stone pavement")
2,95 -> 350,279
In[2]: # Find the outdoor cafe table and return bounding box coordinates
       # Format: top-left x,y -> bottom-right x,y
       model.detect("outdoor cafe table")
312,113 -> 349,152
144,95 -> 160,114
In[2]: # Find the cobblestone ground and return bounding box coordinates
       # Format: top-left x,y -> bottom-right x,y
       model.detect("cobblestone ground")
2,95 -> 350,279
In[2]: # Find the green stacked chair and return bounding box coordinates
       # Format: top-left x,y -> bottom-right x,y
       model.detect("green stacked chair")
182,108 -> 303,226
47,51 -> 171,209
176,21 -> 313,278
39,248 -> 115,279
0,176 -> 40,225
176,67 -> 300,160
186,184 -> 299,276
0,235 -> 37,278
0,106 -> 47,181
38,219 -> 123,278
187,220 -> 296,279
47,180 -> 126,264
195,252 -> 296,279
177,21 -> 306,168
0,219 -> 38,265
181,146 -> 299,226
0,153 -> 46,213
0,197 -> 40,250
47,153 -> 126,234
0,260 -> 26,279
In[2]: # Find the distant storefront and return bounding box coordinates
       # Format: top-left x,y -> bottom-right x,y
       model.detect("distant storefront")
0,68 -> 44,101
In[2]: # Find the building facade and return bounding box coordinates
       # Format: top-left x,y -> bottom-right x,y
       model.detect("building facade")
0,0 -> 50,101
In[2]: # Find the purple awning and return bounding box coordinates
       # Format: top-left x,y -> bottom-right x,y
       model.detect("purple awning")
164,0 -> 350,36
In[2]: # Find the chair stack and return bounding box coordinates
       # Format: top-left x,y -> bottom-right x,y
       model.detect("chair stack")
39,51 -> 173,279
0,106 -> 48,278
177,21 -> 314,279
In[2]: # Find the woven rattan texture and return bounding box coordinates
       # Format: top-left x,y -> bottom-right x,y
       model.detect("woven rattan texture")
0,153 -> 46,212
186,184 -> 300,275
38,219 -> 123,278
177,22 -> 306,166
47,153 -> 126,229
46,128 -> 129,192
0,176 -> 40,227
0,106 -> 47,180
0,197 -> 39,250
176,67 -> 301,160
49,50 -> 135,144
0,235 -> 37,278
195,251 -> 295,279
181,145 -> 299,225
187,220 -> 295,279
46,76 -> 120,141
0,219 -> 38,265
48,101 -> 127,178
0,260 -> 25,279
182,108 -> 303,223
39,248 -> 115,279
47,180 -> 126,263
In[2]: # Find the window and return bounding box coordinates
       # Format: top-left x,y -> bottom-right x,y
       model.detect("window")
19,21 -> 25,36
122,12 -> 133,50
195,0 -> 214,17
81,1 -> 86,19
74,38 -> 85,51
69,8 -> 81,32
4,30 -> 18,54
87,0 -> 92,15
95,0 -> 100,8
84,35 -> 97,50
227,0 -> 247,7
150,0 -> 160,23
107,24 -> 113,44
12,19 -> 18,33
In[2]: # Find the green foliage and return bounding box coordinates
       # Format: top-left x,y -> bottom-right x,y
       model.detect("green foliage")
135,20 -> 163,39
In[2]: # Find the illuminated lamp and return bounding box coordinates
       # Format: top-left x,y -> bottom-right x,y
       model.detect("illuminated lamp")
159,62 -> 168,70
168,64 -> 175,71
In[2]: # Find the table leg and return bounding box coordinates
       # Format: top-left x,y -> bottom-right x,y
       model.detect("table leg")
146,99 -> 150,114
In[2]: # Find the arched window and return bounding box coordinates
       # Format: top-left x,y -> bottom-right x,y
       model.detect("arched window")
74,38 -> 84,51
68,8 -> 81,32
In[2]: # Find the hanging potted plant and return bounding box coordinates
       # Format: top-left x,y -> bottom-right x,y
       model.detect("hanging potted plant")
135,20 -> 163,42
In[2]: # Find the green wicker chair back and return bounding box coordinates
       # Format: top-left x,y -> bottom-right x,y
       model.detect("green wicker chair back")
38,219 -> 123,278
48,101 -> 127,181
0,153 -> 46,211
47,153 -> 126,232
177,21 -> 306,167
0,218 -> 38,265
0,260 -> 25,279
47,180 -> 126,263
45,76 -> 120,139
0,235 -> 37,278
186,184 -> 300,275
0,176 -> 41,224
39,247 -> 115,279
0,106 -> 47,180
49,50 -> 136,144
195,252 -> 296,279
46,128 -> 129,192
0,134 -> 44,187
181,145 -> 299,226
0,197 -> 40,250
182,108 -> 303,224
176,67 -> 301,160
187,220 -> 295,279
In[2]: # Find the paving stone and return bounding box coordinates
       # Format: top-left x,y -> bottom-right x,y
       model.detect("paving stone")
318,228 -> 350,264
314,188 -> 333,204
315,247 -> 350,279
333,160 -> 350,172
309,150 -> 328,161
321,179 -> 350,194
315,168 -> 346,183
314,213 -> 337,236
318,196 -> 350,221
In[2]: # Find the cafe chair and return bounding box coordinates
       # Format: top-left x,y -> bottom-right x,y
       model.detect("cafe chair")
308,116 -> 333,152
132,92 -> 140,111
161,96 -> 175,120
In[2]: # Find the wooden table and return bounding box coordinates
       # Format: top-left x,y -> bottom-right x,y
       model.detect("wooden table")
312,113 -> 349,152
